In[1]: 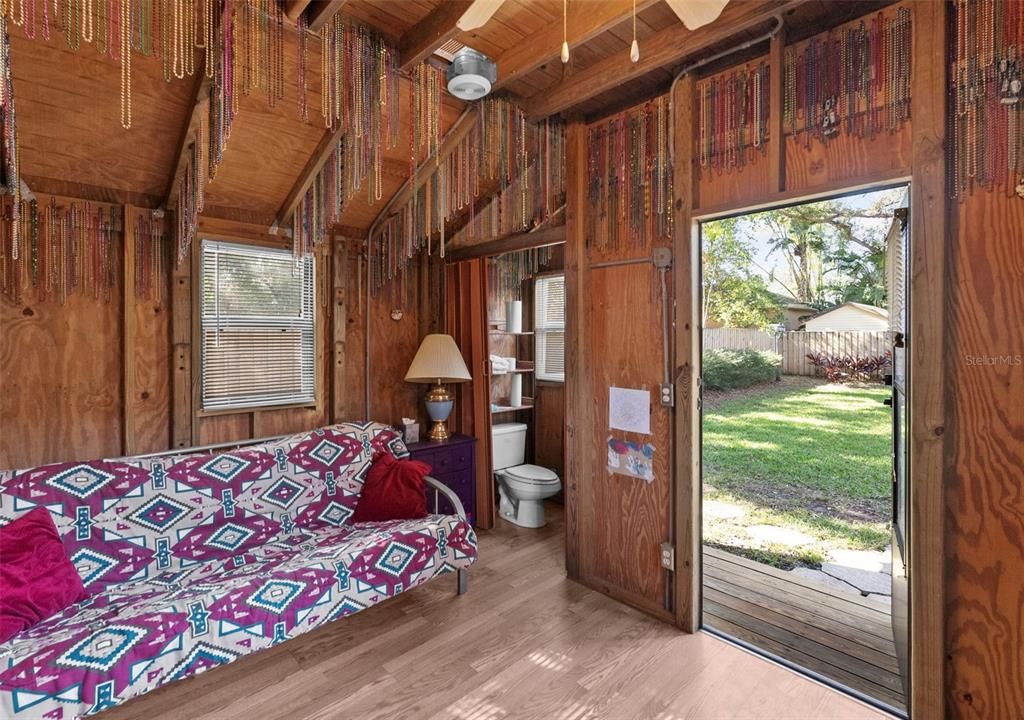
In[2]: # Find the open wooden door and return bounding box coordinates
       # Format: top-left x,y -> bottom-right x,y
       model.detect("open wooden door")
886,202 -> 910,701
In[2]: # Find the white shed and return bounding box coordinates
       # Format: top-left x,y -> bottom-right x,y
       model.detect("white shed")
801,302 -> 889,332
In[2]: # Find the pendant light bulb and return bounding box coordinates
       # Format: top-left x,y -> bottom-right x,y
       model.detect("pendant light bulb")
561,0 -> 569,63
629,0 -> 639,63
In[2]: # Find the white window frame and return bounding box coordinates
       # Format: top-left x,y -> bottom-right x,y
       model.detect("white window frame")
199,239 -> 317,413
534,273 -> 565,383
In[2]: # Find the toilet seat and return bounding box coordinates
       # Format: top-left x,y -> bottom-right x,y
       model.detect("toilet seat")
502,464 -> 559,485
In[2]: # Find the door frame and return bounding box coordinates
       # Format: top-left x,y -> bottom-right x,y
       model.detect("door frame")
677,175 -> 944,717
671,6 -> 947,718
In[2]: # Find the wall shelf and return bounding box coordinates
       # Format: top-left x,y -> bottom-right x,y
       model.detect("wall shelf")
491,403 -> 534,414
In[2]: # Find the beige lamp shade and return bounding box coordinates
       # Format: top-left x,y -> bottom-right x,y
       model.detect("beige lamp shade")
405,334 -> 472,384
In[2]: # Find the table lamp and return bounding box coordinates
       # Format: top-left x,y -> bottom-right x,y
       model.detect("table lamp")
404,334 -> 472,441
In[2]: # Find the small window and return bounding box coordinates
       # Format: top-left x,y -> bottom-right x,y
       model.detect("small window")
200,240 -> 316,412
534,274 -> 565,382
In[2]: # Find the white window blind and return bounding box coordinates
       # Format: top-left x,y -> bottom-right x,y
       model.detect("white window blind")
535,274 -> 565,382
200,239 -> 316,412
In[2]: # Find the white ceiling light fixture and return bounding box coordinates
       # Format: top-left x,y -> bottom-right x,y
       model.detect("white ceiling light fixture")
446,47 -> 498,100
664,0 -> 730,30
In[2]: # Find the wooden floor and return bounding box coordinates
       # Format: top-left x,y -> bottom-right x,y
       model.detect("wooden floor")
103,506 -> 885,720
703,546 -> 905,712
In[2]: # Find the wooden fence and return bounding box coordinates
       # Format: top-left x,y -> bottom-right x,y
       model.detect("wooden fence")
704,328 -> 892,377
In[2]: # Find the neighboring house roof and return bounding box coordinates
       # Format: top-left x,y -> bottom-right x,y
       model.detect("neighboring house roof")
770,292 -> 817,311
798,302 -> 889,329
843,302 -> 890,319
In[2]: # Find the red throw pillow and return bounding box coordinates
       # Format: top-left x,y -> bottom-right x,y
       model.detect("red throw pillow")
352,452 -> 430,523
0,507 -> 88,644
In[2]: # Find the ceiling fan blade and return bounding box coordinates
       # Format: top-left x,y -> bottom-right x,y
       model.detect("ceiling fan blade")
456,0 -> 506,31
664,0 -> 730,30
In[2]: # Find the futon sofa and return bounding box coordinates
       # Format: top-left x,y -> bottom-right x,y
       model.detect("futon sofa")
0,422 -> 478,719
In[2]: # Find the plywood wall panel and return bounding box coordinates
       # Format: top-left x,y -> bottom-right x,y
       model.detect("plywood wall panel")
697,151 -> 773,212
124,207 -> 172,455
0,264 -> 124,469
585,261 -> 671,612
198,414 -> 254,446
784,125 -> 911,195
946,189 -> 1024,718
366,253 -> 441,428
534,382 -> 565,474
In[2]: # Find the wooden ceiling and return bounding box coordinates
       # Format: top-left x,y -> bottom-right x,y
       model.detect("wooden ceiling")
9,0 -> 892,234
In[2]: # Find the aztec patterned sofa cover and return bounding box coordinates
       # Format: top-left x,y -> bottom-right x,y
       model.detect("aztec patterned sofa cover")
0,422 -> 478,720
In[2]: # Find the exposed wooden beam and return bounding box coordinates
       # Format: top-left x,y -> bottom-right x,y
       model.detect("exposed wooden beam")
446,224 -> 565,262
164,62 -> 210,208
276,124 -> 347,225
399,0 -> 474,71
369,107 -> 479,232
284,0 -> 312,21
908,1 -> 947,716
525,0 -> 803,120
308,0 -> 349,33
22,175 -> 162,209
493,0 -> 660,90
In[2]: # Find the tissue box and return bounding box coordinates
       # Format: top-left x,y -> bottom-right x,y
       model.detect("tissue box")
402,419 -> 420,444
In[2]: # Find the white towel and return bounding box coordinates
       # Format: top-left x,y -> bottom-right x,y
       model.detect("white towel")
490,355 -> 516,374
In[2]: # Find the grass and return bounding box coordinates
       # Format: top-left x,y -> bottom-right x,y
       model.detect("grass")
702,378 -> 892,570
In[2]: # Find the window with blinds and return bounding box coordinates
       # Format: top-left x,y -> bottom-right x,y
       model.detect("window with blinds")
534,274 -> 565,382
200,239 -> 316,412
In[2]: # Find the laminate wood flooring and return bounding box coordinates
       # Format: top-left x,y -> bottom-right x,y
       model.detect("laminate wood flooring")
102,505 -> 885,720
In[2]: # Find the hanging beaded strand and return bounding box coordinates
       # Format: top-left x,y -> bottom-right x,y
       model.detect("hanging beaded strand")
782,7 -> 912,149
0,16 -> 21,259
951,0 -> 1024,198
584,96 -> 671,252
696,62 -> 770,176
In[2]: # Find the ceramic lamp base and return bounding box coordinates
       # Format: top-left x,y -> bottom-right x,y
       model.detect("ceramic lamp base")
424,384 -> 454,441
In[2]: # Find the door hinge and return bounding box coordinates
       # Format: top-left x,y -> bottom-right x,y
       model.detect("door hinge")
660,542 -> 676,571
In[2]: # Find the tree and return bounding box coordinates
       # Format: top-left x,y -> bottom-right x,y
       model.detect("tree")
740,191 -> 900,308
702,218 -> 782,329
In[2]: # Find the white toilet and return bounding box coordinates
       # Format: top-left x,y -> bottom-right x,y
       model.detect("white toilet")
491,423 -> 561,528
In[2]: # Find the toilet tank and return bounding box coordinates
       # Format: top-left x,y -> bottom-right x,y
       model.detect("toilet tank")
491,423 -> 527,470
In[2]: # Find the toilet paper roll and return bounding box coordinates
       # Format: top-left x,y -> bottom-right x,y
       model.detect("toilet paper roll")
510,374 -> 523,407
505,300 -> 523,334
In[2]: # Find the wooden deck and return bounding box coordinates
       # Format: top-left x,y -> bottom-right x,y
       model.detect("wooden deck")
703,546 -> 906,712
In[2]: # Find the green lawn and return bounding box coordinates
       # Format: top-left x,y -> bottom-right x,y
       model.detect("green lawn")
702,379 -> 892,569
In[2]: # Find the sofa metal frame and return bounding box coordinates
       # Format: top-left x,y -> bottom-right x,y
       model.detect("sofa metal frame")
135,435 -> 470,595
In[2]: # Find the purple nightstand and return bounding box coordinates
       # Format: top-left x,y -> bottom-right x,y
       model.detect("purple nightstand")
406,433 -> 477,526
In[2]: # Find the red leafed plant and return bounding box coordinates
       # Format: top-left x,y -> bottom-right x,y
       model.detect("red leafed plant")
806,352 -> 892,383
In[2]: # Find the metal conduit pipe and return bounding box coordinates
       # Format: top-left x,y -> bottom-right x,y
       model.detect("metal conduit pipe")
669,14 -> 784,163
662,13 -> 781,613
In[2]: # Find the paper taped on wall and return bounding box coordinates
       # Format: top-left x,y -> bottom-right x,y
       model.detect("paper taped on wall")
608,387 -> 651,435
607,436 -> 655,483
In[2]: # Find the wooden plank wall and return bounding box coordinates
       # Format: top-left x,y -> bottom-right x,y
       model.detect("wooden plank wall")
946,189 -> 1024,717
0,194 -> 129,468
0,211 -> 439,470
